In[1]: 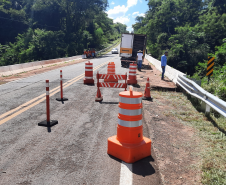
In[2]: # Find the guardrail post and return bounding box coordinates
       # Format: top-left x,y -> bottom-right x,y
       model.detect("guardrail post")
201,101 -> 210,116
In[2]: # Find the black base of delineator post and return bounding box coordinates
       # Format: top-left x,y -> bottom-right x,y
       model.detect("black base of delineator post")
38,120 -> 58,127
56,97 -> 68,101
142,97 -> 153,101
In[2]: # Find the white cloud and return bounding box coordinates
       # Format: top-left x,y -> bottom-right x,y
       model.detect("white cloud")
107,5 -> 128,18
132,12 -> 145,18
132,11 -> 139,15
138,13 -> 145,17
114,16 -> 130,24
127,0 -> 138,8
139,0 -> 142,3
126,26 -> 133,33
107,0 -> 138,27
107,0 -> 138,18
111,1 -> 115,5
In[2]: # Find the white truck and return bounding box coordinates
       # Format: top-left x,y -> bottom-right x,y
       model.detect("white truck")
120,33 -> 147,67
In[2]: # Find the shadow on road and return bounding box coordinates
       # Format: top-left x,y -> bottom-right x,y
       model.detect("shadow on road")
97,54 -> 117,58
108,154 -> 156,177
130,84 -> 140,88
142,64 -> 153,70
99,102 -> 119,104
133,155 -> 155,177
85,84 -> 95,86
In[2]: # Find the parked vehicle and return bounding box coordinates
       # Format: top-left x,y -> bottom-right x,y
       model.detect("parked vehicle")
120,33 -> 147,67
111,48 -> 118,54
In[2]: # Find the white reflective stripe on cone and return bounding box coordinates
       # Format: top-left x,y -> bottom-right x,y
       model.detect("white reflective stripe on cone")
96,97 -> 103,100
85,77 -> 93,79
119,108 -> 142,116
46,83 -> 49,87
119,97 -> 141,104
46,91 -> 49,95
118,119 -> 142,127
129,69 -> 136,72
85,65 -> 93,67
129,74 -> 136,76
85,69 -> 93,71
130,66 -> 137,68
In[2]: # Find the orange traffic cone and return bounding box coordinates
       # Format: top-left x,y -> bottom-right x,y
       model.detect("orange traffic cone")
142,78 -> 152,101
107,86 -> 152,163
95,87 -> 103,102
95,72 -> 103,102
104,62 -> 118,82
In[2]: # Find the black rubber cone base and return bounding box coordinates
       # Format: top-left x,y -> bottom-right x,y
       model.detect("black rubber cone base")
142,97 -> 153,101
38,120 -> 58,127
56,97 -> 68,101
95,96 -> 103,102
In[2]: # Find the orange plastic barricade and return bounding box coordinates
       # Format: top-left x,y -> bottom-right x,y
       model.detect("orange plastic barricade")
95,72 -> 127,102
107,86 -> 151,163
143,77 -> 152,101
84,61 -> 94,85
127,63 -> 137,85
104,62 -> 118,83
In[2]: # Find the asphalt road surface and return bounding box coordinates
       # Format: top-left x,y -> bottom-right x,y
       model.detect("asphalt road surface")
0,45 -> 161,185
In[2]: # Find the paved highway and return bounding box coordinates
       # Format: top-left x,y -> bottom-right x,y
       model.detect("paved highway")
0,45 -> 161,185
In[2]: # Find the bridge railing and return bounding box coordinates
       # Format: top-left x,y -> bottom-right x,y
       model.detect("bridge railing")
145,54 -> 226,118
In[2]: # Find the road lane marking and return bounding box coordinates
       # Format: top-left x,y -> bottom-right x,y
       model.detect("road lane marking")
0,57 -> 117,125
0,62 -> 106,121
0,74 -> 84,120
120,162 -> 133,185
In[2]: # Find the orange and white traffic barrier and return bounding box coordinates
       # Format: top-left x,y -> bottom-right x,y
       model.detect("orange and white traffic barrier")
143,77 -> 152,101
56,70 -> 68,102
104,62 -> 118,82
127,63 -> 137,85
107,86 -> 151,163
84,61 -> 94,85
38,80 -> 58,127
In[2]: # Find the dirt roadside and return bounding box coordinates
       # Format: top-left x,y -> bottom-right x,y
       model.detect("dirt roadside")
133,59 -> 202,185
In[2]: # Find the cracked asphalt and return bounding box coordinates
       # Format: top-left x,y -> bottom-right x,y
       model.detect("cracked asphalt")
0,45 -> 161,185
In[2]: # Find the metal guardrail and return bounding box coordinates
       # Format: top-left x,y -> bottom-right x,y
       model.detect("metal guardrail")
177,75 -> 226,118
96,41 -> 120,55
145,54 -> 226,118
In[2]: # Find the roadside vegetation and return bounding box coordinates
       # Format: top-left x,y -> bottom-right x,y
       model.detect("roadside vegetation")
133,0 -> 226,101
153,90 -> 226,185
0,0 -> 128,66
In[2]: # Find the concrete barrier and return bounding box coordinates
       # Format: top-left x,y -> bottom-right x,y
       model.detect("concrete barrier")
9,64 -> 25,75
145,54 -> 185,84
0,66 -> 12,76
21,62 -> 35,72
0,55 -> 82,77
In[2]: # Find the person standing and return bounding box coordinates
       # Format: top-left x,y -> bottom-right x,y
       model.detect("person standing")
161,51 -> 168,80
136,50 -> 144,71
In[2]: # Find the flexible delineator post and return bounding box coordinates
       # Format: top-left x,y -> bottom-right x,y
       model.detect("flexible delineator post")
56,70 -> 68,102
46,80 -> 50,123
60,70 -> 63,99
38,80 -> 58,128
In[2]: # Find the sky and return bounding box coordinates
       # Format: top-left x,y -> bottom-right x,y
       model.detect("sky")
106,0 -> 149,33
